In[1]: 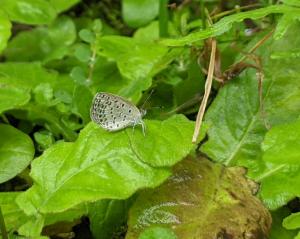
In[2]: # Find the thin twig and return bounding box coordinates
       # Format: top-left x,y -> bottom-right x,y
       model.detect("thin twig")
192,39 -> 217,143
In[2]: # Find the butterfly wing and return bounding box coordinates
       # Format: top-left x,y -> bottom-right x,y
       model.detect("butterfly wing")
90,92 -> 142,131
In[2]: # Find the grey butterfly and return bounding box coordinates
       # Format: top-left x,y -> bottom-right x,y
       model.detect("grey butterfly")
90,92 -> 146,134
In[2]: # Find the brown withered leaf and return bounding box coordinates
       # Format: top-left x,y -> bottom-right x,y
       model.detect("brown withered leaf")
126,157 -> 271,239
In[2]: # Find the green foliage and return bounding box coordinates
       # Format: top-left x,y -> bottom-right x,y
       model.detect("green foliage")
4,16 -> 76,63
1,0 -> 300,238
127,157 -> 271,238
0,0 -> 57,25
161,5 -> 300,46
122,0 -> 159,28
259,119 -> 300,209
0,124 -> 34,183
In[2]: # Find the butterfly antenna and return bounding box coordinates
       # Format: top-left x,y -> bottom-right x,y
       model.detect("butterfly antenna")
140,89 -> 154,110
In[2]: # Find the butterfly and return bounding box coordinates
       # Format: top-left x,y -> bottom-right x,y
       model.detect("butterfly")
90,92 -> 146,134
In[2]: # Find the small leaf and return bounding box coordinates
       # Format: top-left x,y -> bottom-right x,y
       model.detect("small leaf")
0,124 -> 34,183
74,44 -> 92,62
79,29 -> 96,43
70,66 -> 87,85
283,212 -> 300,230
1,0 -> 56,25
92,19 -> 103,33
269,208 -> 298,239
33,130 -> 55,151
33,83 -> 54,106
122,0 -> 159,28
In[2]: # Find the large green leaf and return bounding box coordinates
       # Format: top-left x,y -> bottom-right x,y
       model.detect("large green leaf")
201,23 -> 300,179
4,16 -> 76,63
96,36 -> 170,103
16,115 -> 197,235
0,124 -> 34,183
126,157 -> 271,239
161,5 -> 300,46
259,119 -> 300,209
0,10 -> 11,53
0,0 -> 56,25
122,0 -> 159,28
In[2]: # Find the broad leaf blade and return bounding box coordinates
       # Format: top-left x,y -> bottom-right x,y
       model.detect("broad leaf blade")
0,124 -> 34,183
1,0 -> 56,25
16,115 -> 195,216
201,23 -> 300,180
126,157 -> 271,238
259,119 -> 300,209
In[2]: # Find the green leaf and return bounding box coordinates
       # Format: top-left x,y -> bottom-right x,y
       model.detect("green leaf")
74,44 -> 92,62
96,36 -> 169,102
16,115 -> 195,217
0,124 -> 34,183
71,85 -> 93,124
0,84 -> 30,114
89,199 -> 133,239
126,157 -> 271,238
283,212 -> 300,230
49,0 -> 80,13
0,192 -> 30,232
269,208 -> 298,239
0,10 -> 11,54
201,24 -> 300,179
0,63 -> 78,140
122,0 -> 159,28
79,29 -> 96,43
282,0 -> 300,7
33,130 -> 55,151
161,5 -> 300,46
4,16 -> 76,63
0,0 -> 56,25
274,14 -> 298,39
259,119 -> 300,209
138,227 -> 177,239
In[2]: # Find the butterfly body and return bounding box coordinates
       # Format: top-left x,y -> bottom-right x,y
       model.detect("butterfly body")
90,92 -> 146,133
